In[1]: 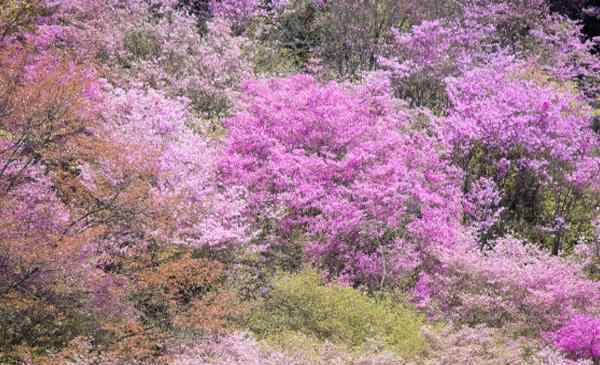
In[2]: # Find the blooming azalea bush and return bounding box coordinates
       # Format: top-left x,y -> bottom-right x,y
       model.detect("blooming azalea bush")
443,57 -> 600,252
551,315 -> 600,362
380,0 -> 600,110
415,236 -> 600,336
96,85 -> 250,249
219,73 -> 462,285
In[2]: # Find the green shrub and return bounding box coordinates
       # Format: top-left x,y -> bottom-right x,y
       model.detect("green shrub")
247,269 -> 427,359
123,30 -> 160,61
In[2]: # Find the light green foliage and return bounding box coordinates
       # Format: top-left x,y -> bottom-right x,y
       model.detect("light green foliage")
123,30 -> 160,62
248,42 -> 302,76
247,269 -> 427,359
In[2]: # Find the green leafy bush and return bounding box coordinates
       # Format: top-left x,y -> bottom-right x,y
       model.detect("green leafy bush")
247,269 -> 426,359
123,30 -> 160,62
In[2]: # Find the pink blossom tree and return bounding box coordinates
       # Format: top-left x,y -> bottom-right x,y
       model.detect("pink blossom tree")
219,74 -> 463,287
443,57 -> 599,253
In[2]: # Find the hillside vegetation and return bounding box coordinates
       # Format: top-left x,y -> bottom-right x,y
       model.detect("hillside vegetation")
0,0 -> 599,364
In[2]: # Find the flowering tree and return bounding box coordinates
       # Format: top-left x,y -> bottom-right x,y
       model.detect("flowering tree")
96,85 -> 249,250
380,0 -> 600,109
415,237 -> 600,336
220,74 -> 462,286
0,43 -> 113,359
443,58 -> 600,252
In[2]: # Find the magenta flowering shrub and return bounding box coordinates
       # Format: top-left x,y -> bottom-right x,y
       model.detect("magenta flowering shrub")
380,16 -> 491,98
444,59 -> 597,184
529,15 -> 600,97
210,0 -> 260,27
443,57 -> 599,251
219,74 -> 462,285
552,315 -> 600,361
378,1 -> 512,109
381,0 -> 600,108
416,236 -> 600,334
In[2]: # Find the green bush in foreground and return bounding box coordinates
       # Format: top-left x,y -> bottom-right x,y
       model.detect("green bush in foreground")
247,269 -> 427,359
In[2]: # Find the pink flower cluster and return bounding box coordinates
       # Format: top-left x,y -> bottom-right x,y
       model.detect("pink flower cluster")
416,237 -> 600,336
219,74 -> 463,285
552,315 -> 600,361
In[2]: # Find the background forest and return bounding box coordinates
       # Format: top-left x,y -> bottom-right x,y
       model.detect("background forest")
0,0 -> 599,364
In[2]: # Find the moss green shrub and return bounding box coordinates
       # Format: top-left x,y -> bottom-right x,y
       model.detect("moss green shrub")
247,269 -> 427,359
123,30 -> 160,61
